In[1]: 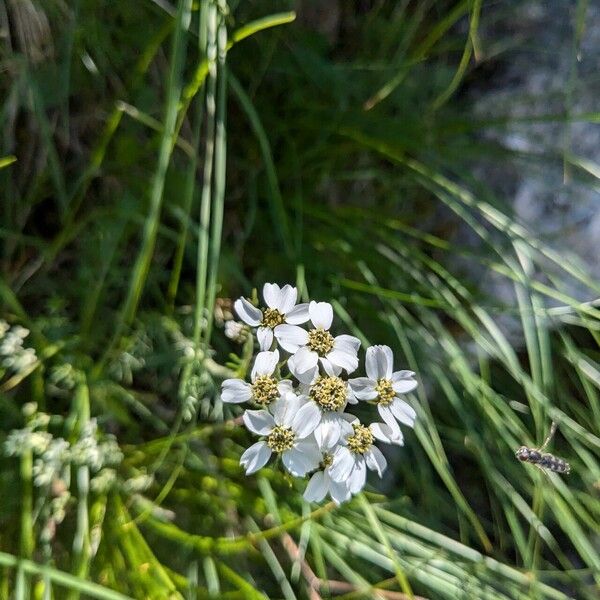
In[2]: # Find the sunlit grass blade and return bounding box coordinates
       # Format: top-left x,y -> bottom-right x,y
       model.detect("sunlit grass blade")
102,0 -> 193,366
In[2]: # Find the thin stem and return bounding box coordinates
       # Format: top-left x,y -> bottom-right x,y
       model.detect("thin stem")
17,447 -> 34,598
202,1 -> 228,349
96,0 -> 192,374
166,1 -> 209,313
193,0 -> 218,348
67,378 -> 91,600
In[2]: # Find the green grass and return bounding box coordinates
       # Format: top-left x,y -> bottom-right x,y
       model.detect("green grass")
1,1 -> 599,598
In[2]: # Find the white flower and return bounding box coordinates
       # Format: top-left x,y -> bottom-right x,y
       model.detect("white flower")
234,283 -> 310,351
277,301 -> 361,382
349,345 -> 417,434
240,393 -> 321,476
303,428 -> 351,505
298,374 -> 357,447
328,421 -> 388,494
221,350 -> 291,406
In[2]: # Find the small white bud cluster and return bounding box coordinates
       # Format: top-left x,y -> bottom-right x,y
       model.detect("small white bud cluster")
0,321 -> 37,374
4,416 -> 122,489
224,319 -> 250,344
108,328 -> 151,384
220,283 -> 419,504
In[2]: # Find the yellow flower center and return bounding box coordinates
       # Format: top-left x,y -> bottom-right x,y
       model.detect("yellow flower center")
319,452 -> 333,470
309,376 -> 347,411
347,423 -> 374,454
307,327 -> 334,356
261,307 -> 285,329
267,426 -> 295,452
375,379 -> 395,406
251,376 -> 279,406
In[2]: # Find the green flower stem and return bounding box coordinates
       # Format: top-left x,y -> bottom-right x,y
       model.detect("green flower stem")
139,502 -> 336,555
95,0 -> 192,376
166,1 -> 209,314
67,378 -> 91,600
17,446 -> 34,598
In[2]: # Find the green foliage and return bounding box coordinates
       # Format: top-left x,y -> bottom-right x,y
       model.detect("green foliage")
1,0 -> 599,598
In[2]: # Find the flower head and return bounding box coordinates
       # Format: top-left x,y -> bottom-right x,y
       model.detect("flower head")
297,374 -> 357,448
240,393 -> 321,476
221,350 -> 291,406
328,419 -> 390,494
278,301 -> 361,383
234,284 -> 310,351
349,345 -> 417,434
224,284 -> 419,506
303,427 -> 351,505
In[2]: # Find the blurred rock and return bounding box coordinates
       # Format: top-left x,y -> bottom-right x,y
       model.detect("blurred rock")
471,1 -> 600,304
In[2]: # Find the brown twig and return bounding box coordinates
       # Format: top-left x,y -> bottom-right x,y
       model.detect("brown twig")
279,530 -> 429,600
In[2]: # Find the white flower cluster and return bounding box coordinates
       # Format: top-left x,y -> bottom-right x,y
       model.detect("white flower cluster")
4,416 -> 123,489
0,320 -> 37,374
221,283 -> 418,504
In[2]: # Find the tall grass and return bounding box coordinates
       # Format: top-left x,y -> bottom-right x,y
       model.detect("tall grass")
1,1 -> 599,598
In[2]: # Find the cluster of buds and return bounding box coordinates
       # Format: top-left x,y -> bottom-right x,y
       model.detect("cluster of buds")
0,321 -> 37,375
4,414 -> 122,491
221,284 -> 418,504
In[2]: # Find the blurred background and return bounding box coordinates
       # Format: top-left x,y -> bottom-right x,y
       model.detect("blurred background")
1,1 -> 599,598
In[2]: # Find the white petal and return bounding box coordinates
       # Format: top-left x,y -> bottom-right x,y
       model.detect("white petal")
390,398 -> 417,428
371,422 -> 404,446
271,393 -> 305,427
251,350 -> 279,380
292,364 -> 318,385
282,445 -> 319,477
327,474 -> 351,505
309,301 -> 333,330
277,380 -> 293,396
333,334 -> 361,354
365,447 -> 387,477
292,401 -> 322,438
319,357 -> 342,377
278,284 -> 298,313
339,415 -> 356,437
240,441 -> 272,474
304,471 -> 327,503
285,303 -> 310,325
314,414 -> 343,450
294,438 -> 322,465
366,345 -> 394,380
274,324 -> 309,353
365,345 -> 392,379
221,379 -> 252,404
329,446 -> 355,482
326,349 -> 358,373
346,384 -> 358,405
378,404 -> 399,432
348,458 -> 367,493
365,346 -> 379,380
348,377 -> 377,400
262,283 -> 281,309
392,369 -> 416,380
288,346 -> 318,381
234,298 -> 262,326
380,346 -> 394,378
391,371 -> 418,394
243,410 -> 275,435
256,327 -> 274,351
